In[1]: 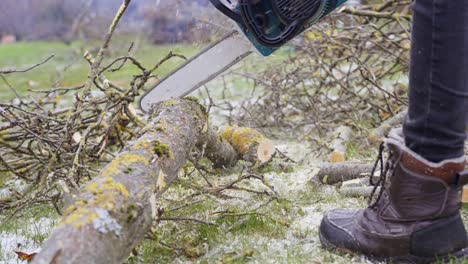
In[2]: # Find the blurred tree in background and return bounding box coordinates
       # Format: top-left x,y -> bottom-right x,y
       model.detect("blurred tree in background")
0,0 -> 219,43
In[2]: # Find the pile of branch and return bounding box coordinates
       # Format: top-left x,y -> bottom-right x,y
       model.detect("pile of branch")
0,0 -> 187,216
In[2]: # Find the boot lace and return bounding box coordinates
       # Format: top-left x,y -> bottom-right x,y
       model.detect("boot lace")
368,142 -> 399,208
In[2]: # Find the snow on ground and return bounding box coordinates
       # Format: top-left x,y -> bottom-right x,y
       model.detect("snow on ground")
0,218 -> 55,264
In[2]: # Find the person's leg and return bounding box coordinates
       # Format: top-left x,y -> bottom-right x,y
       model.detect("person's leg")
404,0 -> 468,162
318,0 -> 468,261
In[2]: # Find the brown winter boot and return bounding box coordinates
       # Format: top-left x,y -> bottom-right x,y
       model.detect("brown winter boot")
319,128 -> 468,263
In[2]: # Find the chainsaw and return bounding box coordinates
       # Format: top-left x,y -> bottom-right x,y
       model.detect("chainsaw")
139,0 -> 347,113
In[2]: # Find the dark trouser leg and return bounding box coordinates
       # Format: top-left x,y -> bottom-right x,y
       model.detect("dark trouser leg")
319,1 -> 468,260
403,0 -> 468,162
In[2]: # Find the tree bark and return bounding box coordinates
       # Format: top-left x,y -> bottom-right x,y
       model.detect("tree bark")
33,99 -> 273,264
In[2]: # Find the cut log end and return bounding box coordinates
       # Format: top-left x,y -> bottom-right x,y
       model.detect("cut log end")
328,151 -> 346,163
256,140 -> 275,163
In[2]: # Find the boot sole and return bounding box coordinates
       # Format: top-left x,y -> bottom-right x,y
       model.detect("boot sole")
319,229 -> 468,263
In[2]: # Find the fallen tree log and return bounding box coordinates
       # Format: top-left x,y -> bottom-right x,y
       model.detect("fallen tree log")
33,99 -> 273,264
310,162 -> 374,185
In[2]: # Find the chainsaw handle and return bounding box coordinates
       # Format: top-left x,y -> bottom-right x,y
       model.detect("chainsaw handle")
209,0 -> 242,24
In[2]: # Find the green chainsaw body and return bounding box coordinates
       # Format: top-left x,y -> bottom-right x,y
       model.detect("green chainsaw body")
210,0 -> 348,56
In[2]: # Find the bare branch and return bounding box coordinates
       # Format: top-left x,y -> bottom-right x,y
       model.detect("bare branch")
0,54 -> 54,74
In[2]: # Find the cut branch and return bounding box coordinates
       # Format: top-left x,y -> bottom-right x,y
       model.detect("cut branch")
311,162 -> 374,185
218,126 -> 275,164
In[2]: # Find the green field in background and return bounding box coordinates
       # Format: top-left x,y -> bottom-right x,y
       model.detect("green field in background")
0,41 -> 201,99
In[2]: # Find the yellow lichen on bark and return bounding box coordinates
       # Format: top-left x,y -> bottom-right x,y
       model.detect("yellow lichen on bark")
219,126 -> 263,154
132,139 -> 151,151
131,139 -> 154,156
60,176 -> 130,228
161,99 -> 180,107
218,126 -> 234,141
61,207 -> 98,228
328,151 -> 346,163
86,176 -> 130,199
101,153 -> 149,177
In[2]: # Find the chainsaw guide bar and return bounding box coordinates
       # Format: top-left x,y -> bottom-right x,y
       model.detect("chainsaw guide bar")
139,30 -> 252,113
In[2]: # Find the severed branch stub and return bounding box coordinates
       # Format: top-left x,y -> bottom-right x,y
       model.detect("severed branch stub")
218,126 -> 275,164
33,99 -> 274,264
196,121 -> 239,168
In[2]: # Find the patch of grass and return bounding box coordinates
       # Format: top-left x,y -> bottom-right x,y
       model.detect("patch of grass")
193,222 -> 221,245
126,242 -> 176,264
29,222 -> 51,245
224,214 -> 285,237
346,140 -> 360,160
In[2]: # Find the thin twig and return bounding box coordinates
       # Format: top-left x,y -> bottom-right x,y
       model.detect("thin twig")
0,54 -> 54,74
